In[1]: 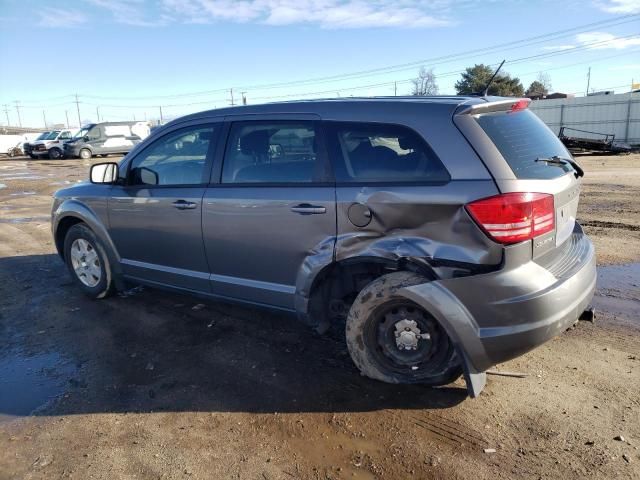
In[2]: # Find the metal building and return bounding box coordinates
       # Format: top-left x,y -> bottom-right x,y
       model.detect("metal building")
530,91 -> 640,145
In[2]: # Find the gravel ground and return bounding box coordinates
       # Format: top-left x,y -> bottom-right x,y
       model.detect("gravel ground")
0,153 -> 638,480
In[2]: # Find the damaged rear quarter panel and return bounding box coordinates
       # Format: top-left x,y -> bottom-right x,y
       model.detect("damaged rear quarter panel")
334,182 -> 503,277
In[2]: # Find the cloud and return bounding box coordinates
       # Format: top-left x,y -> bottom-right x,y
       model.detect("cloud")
576,31 -> 640,49
85,0 -> 167,27
37,8 -> 88,28
542,45 -> 575,51
594,0 -> 640,14
162,0 -> 452,28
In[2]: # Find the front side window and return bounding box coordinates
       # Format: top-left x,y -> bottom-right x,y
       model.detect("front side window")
222,122 -> 319,183
128,126 -> 215,186
327,122 -> 449,183
59,131 -> 71,140
86,127 -> 101,141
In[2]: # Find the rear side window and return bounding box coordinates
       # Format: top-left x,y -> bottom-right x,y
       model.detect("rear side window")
222,122 -> 319,183
326,122 -> 449,183
475,109 -> 572,179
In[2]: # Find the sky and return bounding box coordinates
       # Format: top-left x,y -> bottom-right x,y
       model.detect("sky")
0,0 -> 639,128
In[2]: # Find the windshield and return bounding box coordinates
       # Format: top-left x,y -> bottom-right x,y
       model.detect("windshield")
474,109 -> 572,179
45,130 -> 61,140
73,128 -> 90,139
35,131 -> 50,140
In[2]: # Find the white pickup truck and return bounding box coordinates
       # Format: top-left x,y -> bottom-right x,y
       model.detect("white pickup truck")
29,129 -> 74,159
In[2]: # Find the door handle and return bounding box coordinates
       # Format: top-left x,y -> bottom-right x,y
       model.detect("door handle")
290,203 -> 326,214
172,200 -> 198,210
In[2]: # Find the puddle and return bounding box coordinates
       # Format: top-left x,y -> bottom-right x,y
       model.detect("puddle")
594,263 -> 639,326
0,183 -> 5,189
9,191 -> 36,196
0,350 -> 76,420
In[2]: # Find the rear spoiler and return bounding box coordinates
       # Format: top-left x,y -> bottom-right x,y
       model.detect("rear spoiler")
455,98 -> 531,116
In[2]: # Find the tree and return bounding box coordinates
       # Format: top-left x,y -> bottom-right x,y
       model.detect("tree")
411,67 -> 439,96
454,64 -> 524,97
525,81 -> 547,97
526,72 -> 552,96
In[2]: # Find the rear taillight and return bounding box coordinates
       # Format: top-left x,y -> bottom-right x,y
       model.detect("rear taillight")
466,193 -> 555,244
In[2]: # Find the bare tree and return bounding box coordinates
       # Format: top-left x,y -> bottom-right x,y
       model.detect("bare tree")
536,72 -> 552,92
411,67 -> 439,96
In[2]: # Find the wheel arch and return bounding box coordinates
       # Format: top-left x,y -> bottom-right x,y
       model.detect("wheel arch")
296,253 -> 439,332
53,201 -> 125,290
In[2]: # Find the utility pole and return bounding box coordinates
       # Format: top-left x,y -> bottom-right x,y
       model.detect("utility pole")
586,67 -> 591,96
14,101 -> 22,127
229,88 -> 235,106
158,106 -> 163,123
394,82 -> 397,96
43,110 -> 47,129
96,106 -> 100,122
241,91 -> 247,105
65,110 -> 70,129
74,93 -> 82,127
2,104 -> 9,126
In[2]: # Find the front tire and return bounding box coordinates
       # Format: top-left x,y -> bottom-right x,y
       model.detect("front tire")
48,148 -> 63,160
79,148 -> 92,159
63,224 -> 114,299
346,271 -> 461,386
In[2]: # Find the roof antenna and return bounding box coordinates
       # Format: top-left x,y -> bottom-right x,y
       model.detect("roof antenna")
481,59 -> 505,96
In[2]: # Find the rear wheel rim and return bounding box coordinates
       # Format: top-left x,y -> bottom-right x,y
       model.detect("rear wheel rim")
366,301 -> 451,377
80,150 -> 91,159
70,238 -> 101,287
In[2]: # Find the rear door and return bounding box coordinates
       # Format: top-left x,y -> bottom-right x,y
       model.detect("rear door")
202,118 -> 336,309
108,122 -> 221,291
455,100 -> 582,258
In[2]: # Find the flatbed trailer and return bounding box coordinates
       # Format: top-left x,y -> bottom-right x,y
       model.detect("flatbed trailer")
558,127 -> 633,154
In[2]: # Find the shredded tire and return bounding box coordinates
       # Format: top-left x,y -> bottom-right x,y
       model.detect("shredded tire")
346,271 -> 462,386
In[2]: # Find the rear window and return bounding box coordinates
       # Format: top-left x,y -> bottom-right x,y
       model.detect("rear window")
475,109 -> 572,179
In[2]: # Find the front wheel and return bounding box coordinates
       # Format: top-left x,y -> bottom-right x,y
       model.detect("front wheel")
79,148 -> 92,159
48,148 -> 63,159
346,271 -> 462,386
63,223 -> 114,299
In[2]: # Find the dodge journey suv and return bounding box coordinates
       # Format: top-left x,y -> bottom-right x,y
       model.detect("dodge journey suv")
51,97 -> 596,397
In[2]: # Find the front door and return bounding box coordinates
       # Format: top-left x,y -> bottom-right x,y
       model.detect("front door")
108,123 -> 220,292
202,120 -> 336,309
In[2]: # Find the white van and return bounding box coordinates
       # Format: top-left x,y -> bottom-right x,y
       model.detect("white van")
30,129 -> 75,159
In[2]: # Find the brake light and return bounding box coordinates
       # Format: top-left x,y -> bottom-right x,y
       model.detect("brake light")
466,193 -> 555,244
510,99 -> 530,112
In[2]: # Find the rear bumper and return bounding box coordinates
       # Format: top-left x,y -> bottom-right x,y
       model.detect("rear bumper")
399,225 -> 596,374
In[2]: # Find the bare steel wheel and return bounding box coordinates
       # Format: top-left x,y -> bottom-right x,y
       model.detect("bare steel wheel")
70,238 -> 102,287
346,271 -> 461,386
63,223 -> 114,298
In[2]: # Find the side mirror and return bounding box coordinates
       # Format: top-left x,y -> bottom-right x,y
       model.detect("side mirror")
83,136 -> 90,142
90,162 -> 118,184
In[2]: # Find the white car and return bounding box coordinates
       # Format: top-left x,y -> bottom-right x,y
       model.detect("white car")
30,129 -> 74,159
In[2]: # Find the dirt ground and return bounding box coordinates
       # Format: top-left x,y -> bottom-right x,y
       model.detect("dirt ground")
0,153 -> 638,480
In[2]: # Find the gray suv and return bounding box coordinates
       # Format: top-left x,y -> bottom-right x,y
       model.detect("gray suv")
51,97 -> 596,397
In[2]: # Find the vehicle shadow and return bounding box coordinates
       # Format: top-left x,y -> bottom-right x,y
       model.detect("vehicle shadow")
0,254 -> 468,418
